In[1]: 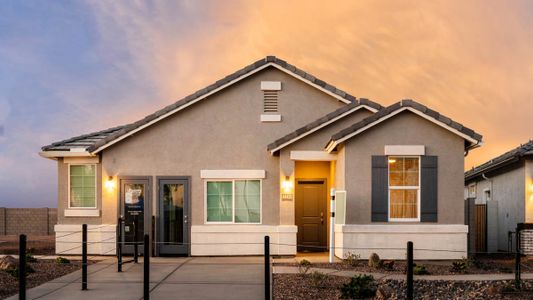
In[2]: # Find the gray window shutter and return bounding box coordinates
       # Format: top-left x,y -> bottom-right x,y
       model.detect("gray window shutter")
421,156 -> 438,222
371,156 -> 388,222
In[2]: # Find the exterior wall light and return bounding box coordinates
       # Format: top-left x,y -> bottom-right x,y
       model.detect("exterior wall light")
105,176 -> 116,191
282,176 -> 293,193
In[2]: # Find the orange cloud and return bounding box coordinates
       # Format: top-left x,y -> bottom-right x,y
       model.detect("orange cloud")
87,0 -> 533,169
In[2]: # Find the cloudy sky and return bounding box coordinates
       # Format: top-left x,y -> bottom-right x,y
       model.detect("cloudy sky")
1,1 -> 532,207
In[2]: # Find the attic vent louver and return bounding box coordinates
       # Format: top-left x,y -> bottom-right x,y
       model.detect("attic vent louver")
260,81 -> 282,122
263,90 -> 278,113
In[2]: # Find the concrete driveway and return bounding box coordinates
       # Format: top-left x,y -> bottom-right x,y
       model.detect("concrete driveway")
8,256 -> 265,300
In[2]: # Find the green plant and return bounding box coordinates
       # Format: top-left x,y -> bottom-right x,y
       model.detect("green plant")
413,265 -> 429,275
368,253 -> 382,269
298,259 -> 312,275
450,261 -> 468,273
56,257 -> 71,264
310,271 -> 328,288
25,253 -> 37,263
344,252 -> 361,267
4,265 -> 35,277
340,274 -> 377,299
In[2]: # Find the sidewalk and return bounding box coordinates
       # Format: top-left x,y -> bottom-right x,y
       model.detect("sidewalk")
7,256 -> 265,300
273,265 -> 533,281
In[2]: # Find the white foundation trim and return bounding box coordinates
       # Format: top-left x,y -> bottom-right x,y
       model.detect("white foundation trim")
260,114 -> 282,122
384,145 -> 425,156
200,169 -> 266,179
261,81 -> 281,90
290,151 -> 337,161
64,209 -> 100,217
191,225 -> 297,256
55,224 -> 116,255
334,224 -> 468,260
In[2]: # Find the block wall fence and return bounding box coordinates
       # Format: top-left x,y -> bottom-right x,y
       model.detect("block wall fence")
0,208 -> 57,235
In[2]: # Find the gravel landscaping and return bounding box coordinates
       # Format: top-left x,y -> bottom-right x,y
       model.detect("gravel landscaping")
0,258 -> 87,299
275,256 -> 531,275
273,273 -> 533,299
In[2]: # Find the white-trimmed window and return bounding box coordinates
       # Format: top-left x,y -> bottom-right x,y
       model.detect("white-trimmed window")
388,156 -> 420,221
468,184 -> 476,198
69,164 -> 96,208
205,179 -> 261,223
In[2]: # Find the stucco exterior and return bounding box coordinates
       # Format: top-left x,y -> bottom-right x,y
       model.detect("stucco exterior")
44,58 -> 481,258
342,111 -> 465,224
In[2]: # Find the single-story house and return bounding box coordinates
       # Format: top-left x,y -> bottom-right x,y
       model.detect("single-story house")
40,56 -> 483,259
465,141 -> 533,254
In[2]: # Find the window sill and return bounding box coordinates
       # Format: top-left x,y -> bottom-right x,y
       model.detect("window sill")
64,209 -> 100,217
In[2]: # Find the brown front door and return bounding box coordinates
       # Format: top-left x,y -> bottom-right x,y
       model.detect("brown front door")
295,179 -> 327,251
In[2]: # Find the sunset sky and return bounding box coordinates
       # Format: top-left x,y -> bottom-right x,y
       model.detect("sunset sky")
1,1 -> 532,207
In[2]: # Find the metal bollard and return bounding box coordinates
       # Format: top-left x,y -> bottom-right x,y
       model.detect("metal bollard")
19,234 -> 26,300
143,234 -> 150,300
264,235 -> 270,300
406,241 -> 413,300
117,217 -> 123,272
82,224 -> 88,290
134,216 -> 138,264
515,226 -> 521,290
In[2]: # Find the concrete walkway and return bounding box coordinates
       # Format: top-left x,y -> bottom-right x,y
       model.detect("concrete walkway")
8,257 -> 265,300
273,265 -> 533,281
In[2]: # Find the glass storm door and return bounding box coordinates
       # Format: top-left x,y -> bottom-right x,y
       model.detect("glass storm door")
120,179 -> 150,255
158,178 -> 189,255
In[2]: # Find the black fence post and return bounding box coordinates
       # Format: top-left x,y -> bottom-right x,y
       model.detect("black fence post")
19,234 -> 26,300
143,234 -> 150,300
117,217 -> 122,272
406,241 -> 413,300
134,216 -> 138,264
82,224 -> 88,290
515,224 -> 521,290
264,235 -> 270,300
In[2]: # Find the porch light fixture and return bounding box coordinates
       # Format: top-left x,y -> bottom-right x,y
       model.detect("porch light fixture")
105,176 -> 115,191
388,158 -> 396,164
282,176 -> 293,193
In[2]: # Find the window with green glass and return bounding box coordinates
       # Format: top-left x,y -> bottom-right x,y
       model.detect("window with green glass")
69,165 -> 96,208
206,180 -> 261,223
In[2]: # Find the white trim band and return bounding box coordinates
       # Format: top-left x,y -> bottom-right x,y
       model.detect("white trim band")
384,145 -> 425,156
261,81 -> 281,90
260,114 -> 282,122
64,209 -> 100,217
200,169 -> 266,179
290,151 -> 337,161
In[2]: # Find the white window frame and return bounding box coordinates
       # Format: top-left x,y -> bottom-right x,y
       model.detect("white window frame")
468,184 -> 476,198
204,179 -> 262,224
388,156 -> 421,222
67,163 -> 97,209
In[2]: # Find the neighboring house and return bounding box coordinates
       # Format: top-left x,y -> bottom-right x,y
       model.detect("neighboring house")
465,141 -> 533,254
40,56 -> 482,259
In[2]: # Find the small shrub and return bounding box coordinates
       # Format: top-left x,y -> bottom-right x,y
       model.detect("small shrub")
56,257 -> 71,264
340,274 -> 377,299
344,252 -> 361,267
450,261 -> 468,273
310,271 -> 328,288
26,253 -> 37,263
368,253 -> 382,269
413,265 -> 429,275
298,259 -> 312,275
5,265 -> 35,277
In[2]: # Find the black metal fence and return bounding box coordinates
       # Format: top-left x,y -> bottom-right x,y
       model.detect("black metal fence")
13,222 -> 533,300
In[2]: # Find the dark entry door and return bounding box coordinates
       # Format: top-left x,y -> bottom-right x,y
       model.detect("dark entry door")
120,178 -> 151,255
295,179 -> 327,251
157,178 -> 189,256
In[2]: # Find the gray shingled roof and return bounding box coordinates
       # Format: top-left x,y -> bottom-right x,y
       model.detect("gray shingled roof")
327,99 -> 483,149
42,56 -> 375,153
465,140 -> 533,181
267,98 -> 382,152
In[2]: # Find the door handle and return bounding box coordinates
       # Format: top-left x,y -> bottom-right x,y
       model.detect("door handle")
184,215 -> 188,224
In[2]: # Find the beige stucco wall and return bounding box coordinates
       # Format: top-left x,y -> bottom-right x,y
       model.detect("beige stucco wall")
343,111 -> 466,224
55,66 -> 349,227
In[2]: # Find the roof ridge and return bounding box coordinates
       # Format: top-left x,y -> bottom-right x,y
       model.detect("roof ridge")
465,140 -> 533,178
43,56 -> 385,154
